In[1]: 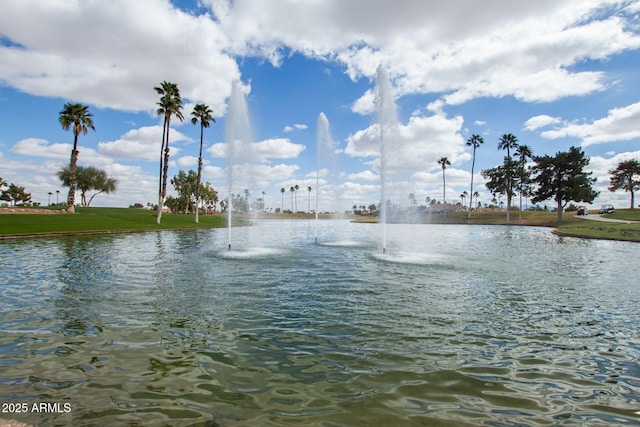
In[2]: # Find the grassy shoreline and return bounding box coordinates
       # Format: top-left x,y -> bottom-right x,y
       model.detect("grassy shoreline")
0,207 -> 228,239
1,206 -> 639,242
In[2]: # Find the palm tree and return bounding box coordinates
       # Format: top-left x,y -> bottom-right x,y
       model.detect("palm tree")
437,157 -> 451,205
47,192 -> 52,205
59,103 -> 95,214
307,186 -> 312,213
289,186 -> 295,211
466,134 -> 484,218
514,144 -> 533,220
56,190 -> 60,205
498,133 -> 519,222
155,81 -> 184,224
191,103 -> 215,223
280,187 -> 285,212
294,184 -> 299,212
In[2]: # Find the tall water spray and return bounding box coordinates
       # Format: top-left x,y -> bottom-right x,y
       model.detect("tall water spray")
225,82 -> 253,251
316,112 -> 334,243
375,66 -> 399,254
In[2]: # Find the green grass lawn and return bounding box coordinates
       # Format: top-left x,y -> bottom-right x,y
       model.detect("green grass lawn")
0,207 -> 228,238
355,209 -> 640,242
608,209 -> 640,221
2,206 -> 639,242
555,208 -> 640,242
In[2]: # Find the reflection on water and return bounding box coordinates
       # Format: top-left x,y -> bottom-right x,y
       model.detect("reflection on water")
1,221 -> 639,426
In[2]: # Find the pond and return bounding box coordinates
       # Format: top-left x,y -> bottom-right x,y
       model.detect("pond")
1,220 -> 639,426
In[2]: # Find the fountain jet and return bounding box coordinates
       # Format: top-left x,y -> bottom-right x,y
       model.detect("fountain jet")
225,81 -> 253,251
375,65 -> 399,254
316,112 -> 334,243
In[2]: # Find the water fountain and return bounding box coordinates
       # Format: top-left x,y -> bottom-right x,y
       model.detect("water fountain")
224,81 -> 254,251
375,65 -> 399,254
315,112 -> 372,248
315,112 -> 333,243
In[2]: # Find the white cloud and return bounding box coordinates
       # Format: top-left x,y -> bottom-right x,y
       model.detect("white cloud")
206,0 -> 640,106
11,138 -> 109,165
524,115 -> 562,131
0,0 -> 240,112
283,124 -> 308,132
539,102 -> 640,146
345,112 -> 468,173
177,155 -> 199,167
348,170 -> 379,181
98,126 -> 188,160
11,138 -> 69,161
208,138 -> 305,161
2,1 -> 638,116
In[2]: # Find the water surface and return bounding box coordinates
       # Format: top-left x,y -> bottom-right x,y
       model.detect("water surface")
1,221 -> 639,426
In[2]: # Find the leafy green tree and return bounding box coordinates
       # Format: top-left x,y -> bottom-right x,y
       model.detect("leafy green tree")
200,182 -> 219,213
1,183 -> 31,206
482,163 -> 511,205
231,193 -> 248,213
59,103 -> 95,213
531,146 -> 599,221
437,157 -> 451,205
608,159 -> 640,209
169,170 -> 218,214
57,166 -> 117,206
155,81 -> 184,224
466,134 -> 484,217
191,103 -> 215,223
497,133 -> 519,221
170,170 -> 198,213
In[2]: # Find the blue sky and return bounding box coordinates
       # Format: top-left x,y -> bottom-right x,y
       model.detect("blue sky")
1,0 -> 640,211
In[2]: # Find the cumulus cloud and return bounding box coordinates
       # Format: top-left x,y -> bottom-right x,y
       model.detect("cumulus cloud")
0,0 -> 240,112
524,115 -> 562,131
206,0 -> 640,107
2,0 -> 635,117
98,126 -> 189,160
283,124 -> 308,132
11,138 -> 109,165
345,112 -> 468,173
208,137 -> 305,161
539,102 -> 640,146
348,170 -> 379,181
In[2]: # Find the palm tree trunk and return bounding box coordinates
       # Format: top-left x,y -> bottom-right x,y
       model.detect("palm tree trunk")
156,116 -> 168,224
468,148 -> 475,219
195,124 -> 204,224
66,133 -> 79,214
157,118 -> 171,224
442,170 -> 446,205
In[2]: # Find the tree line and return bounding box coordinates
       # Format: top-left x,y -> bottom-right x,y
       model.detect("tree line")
436,133 -> 640,222
6,84 -> 640,220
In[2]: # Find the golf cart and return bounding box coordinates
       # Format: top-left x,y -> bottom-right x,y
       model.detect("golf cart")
576,206 -> 588,216
599,204 -> 615,214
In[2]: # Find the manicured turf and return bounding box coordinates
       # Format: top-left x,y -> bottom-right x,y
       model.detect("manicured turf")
0,207 -> 227,237
356,209 -> 640,242
1,206 -> 639,242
